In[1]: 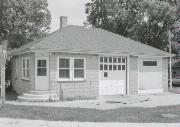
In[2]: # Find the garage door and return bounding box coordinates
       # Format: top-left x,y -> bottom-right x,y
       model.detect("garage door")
139,58 -> 163,93
99,56 -> 126,95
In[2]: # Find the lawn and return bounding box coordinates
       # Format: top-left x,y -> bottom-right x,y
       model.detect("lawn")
0,104 -> 180,123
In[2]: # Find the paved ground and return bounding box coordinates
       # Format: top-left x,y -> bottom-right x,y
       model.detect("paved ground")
6,92 -> 180,110
0,118 -> 179,127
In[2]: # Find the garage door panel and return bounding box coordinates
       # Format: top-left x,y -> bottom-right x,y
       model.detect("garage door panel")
99,80 -> 126,95
139,72 -> 162,90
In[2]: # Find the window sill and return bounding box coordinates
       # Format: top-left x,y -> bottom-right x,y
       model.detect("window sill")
58,79 -> 86,82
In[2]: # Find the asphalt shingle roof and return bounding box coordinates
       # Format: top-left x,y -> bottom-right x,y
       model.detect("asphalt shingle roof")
14,25 -> 170,56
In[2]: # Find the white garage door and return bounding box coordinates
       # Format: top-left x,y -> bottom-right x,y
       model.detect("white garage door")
139,58 -> 163,94
99,56 -> 126,95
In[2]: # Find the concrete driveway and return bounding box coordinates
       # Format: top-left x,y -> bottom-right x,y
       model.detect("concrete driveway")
6,92 -> 180,110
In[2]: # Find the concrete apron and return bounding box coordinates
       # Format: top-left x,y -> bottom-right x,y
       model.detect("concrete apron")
0,118 -> 179,127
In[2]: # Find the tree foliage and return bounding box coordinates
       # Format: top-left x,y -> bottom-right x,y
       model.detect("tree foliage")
0,0 -> 51,48
85,0 -> 177,51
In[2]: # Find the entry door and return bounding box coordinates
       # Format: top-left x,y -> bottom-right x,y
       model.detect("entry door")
35,58 -> 49,90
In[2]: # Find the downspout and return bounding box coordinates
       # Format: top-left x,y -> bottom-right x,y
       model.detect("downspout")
48,52 -> 51,101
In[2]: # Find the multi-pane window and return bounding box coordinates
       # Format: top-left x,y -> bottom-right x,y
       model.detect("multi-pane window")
22,57 -> 30,79
59,58 -> 70,79
58,58 -> 85,81
37,60 -> 47,76
100,56 -> 126,71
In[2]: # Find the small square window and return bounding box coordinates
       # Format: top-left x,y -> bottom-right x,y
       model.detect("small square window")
100,64 -> 103,70
109,65 -> 112,70
122,58 -> 126,63
113,58 -> 117,63
104,65 -> 108,70
104,72 -> 108,77
104,57 -> 108,63
113,65 -> 117,70
109,57 -> 112,63
122,65 -> 126,70
100,57 -> 103,63
118,58 -> 121,63
118,65 -> 121,70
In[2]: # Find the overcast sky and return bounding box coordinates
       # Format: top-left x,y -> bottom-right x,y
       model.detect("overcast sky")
47,0 -> 91,32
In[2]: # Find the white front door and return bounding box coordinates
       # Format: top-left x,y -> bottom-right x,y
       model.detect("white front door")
35,58 -> 49,90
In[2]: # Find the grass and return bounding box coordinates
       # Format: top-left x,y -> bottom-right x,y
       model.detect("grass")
0,104 -> 180,123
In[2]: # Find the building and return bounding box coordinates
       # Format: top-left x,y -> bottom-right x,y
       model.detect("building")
10,17 -> 171,101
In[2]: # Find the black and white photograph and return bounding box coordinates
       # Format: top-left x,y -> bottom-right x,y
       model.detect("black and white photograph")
0,0 -> 180,127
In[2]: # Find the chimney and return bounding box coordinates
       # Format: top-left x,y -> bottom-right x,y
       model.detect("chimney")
60,16 -> 68,29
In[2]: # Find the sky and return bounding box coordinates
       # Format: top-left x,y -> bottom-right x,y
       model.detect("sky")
47,0 -> 91,32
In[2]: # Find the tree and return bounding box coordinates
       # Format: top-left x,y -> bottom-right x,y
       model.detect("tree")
0,0 -> 51,48
85,0 -> 177,51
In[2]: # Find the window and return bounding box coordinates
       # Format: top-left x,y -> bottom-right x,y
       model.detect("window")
58,57 -> 85,81
22,57 -> 30,80
143,61 -> 157,66
100,57 -> 103,63
109,65 -> 112,70
59,58 -> 70,79
74,59 -> 84,78
109,57 -> 112,63
113,65 -> 117,70
118,65 -> 121,70
37,60 -> 47,76
100,64 -> 103,70
104,57 -> 108,63
104,65 -> 108,70
122,58 -> 126,63
113,58 -> 117,63
99,56 -> 126,71
104,72 -> 108,77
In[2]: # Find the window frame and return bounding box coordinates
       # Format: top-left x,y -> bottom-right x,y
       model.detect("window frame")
37,59 -> 47,76
22,57 -> 30,80
57,57 -> 86,81
143,61 -> 157,67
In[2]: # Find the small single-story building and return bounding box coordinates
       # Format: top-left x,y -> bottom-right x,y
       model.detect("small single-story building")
10,17 -> 171,100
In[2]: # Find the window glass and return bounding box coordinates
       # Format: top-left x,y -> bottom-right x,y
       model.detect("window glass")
100,57 -> 103,63
74,69 -> 84,78
59,69 -> 70,78
109,65 -> 112,70
118,65 -> 121,70
118,58 -> 121,63
113,65 -> 117,70
37,60 -> 47,76
113,58 -> 117,63
104,57 -> 108,63
122,58 -> 126,63
59,58 -> 69,68
100,64 -> 103,70
104,72 -> 108,77
104,65 -> 108,70
143,61 -> 157,66
122,65 -> 126,70
109,57 -> 112,63
74,59 -> 84,68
